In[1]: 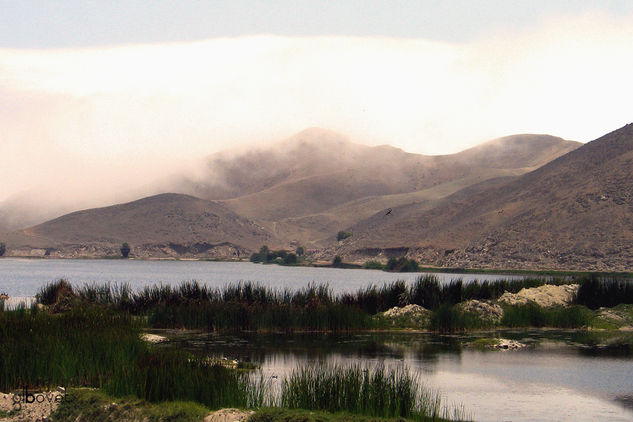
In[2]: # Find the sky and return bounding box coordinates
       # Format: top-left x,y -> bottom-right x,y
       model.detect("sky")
1,1 -> 633,203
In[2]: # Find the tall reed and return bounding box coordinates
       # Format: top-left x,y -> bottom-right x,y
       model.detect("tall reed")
575,276 -> 633,309
280,363 -> 453,421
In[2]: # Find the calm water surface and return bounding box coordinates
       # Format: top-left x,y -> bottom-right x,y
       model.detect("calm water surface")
162,330 -> 633,422
0,258 -> 525,297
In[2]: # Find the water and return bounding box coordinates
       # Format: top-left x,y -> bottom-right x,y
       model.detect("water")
0,258 -> 526,297
162,330 -> 633,422
5,258 -> 626,420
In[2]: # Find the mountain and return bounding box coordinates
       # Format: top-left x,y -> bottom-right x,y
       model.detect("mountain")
0,128 -> 585,264
335,123 -> 633,271
176,128 -> 580,246
3,193 -> 278,258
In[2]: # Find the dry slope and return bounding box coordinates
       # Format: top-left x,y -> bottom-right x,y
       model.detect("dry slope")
4,193 -> 278,258
338,123 -> 633,271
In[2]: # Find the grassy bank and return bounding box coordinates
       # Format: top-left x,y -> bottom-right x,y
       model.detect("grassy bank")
50,389 -> 460,422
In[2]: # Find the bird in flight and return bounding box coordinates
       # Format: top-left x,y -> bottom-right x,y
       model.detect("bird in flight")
385,208 -> 392,216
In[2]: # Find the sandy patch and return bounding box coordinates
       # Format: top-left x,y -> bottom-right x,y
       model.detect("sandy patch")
204,408 -> 254,422
0,389 -> 65,421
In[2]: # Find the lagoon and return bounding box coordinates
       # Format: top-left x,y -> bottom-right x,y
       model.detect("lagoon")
165,330 -> 633,422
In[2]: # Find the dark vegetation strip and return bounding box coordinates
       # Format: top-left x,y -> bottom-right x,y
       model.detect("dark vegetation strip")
32,275 -> 633,332
576,276 -> 633,309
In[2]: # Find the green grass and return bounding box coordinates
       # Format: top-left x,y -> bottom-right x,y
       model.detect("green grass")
500,304 -> 592,328
0,305 -> 145,391
428,305 -> 493,333
468,338 -> 499,349
106,349 -> 257,409
250,408 -> 462,422
280,364 -> 464,422
0,306 -> 259,410
50,388 -> 211,422
363,261 -> 386,270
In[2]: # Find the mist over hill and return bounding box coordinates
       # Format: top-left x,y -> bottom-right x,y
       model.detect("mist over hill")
334,123 -> 633,271
1,126 -> 601,268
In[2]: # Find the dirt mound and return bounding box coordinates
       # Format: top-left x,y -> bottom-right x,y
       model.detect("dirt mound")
498,284 -> 579,307
382,304 -> 431,327
204,408 -> 254,422
383,304 -> 430,318
457,300 -> 504,322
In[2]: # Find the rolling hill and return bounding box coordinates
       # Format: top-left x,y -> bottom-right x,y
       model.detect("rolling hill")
3,193 -> 278,258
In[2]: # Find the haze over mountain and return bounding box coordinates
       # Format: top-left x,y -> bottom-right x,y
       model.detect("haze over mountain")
1,127 -> 584,264
173,128 -> 580,245
336,123 -> 633,271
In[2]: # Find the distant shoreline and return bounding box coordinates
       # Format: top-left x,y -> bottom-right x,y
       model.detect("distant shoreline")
2,255 -> 633,278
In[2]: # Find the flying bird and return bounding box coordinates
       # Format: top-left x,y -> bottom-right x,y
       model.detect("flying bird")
385,208 -> 392,216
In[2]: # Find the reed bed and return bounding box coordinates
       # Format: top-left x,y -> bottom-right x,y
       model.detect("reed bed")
341,275 -> 570,313
105,349 -> 256,409
280,364 -> 460,421
501,303 -> 593,328
0,306 -> 261,409
575,276 -> 633,309
35,274 -> 630,333
428,305 -> 492,333
0,305 -> 144,391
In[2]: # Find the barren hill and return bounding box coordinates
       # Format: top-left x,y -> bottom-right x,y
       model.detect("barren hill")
337,123 -> 633,271
4,193 -> 278,258
176,129 -> 579,246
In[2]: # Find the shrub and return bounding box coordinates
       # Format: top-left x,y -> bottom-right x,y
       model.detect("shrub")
0,242 -> 5,256
332,256 -> 343,267
336,231 -> 352,241
283,253 -> 298,265
295,246 -> 305,256
385,257 -> 419,272
363,260 -> 384,270
120,242 -> 131,258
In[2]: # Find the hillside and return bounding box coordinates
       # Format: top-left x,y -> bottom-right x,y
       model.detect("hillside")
180,129 -> 580,246
3,193 -> 278,258
335,123 -> 633,271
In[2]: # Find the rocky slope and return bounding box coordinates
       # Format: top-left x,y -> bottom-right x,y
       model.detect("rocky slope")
334,123 -> 633,271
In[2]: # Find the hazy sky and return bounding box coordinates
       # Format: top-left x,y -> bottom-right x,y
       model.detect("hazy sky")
1,1 -> 633,202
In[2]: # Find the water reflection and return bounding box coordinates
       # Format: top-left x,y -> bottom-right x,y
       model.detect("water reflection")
159,330 -> 633,422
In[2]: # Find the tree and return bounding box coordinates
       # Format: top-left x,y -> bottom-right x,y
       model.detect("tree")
332,255 -> 343,267
0,242 -> 5,257
120,242 -> 131,258
295,246 -> 305,256
283,253 -> 297,265
337,231 -> 352,241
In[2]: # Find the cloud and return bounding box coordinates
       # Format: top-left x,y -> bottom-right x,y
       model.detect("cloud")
0,10 -> 632,203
